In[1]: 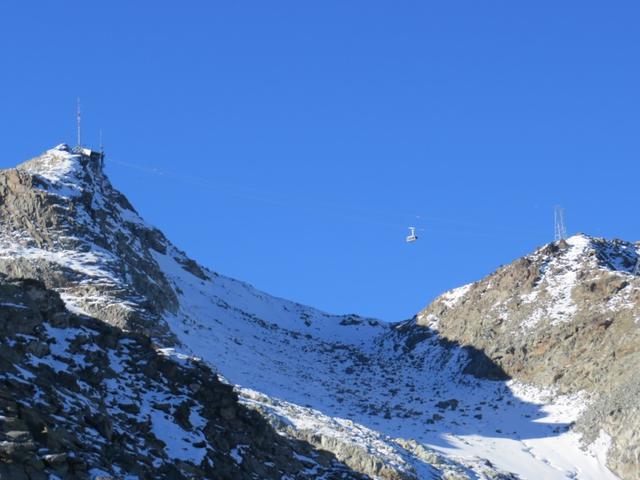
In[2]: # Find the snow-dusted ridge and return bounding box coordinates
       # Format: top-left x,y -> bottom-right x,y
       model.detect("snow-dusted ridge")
428,233 -> 640,332
148,228 -> 626,476
0,145 -> 630,479
0,277 -> 362,479
18,143 -> 86,197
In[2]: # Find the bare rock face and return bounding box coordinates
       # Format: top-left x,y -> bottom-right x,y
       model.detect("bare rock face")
0,275 -> 368,479
416,235 -> 640,478
0,145 -> 197,342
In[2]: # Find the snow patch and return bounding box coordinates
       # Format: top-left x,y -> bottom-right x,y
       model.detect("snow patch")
440,283 -> 472,309
521,235 -> 592,330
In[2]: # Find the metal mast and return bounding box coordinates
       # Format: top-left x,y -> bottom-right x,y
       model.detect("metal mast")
76,97 -> 82,148
554,206 -> 567,241
98,129 -> 105,168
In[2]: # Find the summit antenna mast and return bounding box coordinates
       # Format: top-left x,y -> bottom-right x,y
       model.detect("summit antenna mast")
76,97 -> 82,148
554,206 -> 567,241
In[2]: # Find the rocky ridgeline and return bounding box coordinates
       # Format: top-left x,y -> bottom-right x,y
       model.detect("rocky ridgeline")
0,145 -> 635,479
0,146 -> 447,480
0,144 -> 207,342
416,235 -> 640,479
0,275 -> 368,479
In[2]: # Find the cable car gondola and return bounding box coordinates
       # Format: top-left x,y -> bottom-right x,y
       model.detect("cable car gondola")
406,226 -> 418,243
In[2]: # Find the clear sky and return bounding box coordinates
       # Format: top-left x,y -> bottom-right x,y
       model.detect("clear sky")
0,1 -> 638,321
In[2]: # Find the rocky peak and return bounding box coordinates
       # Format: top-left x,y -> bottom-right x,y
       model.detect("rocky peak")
531,234 -> 639,277
17,144 -> 106,196
0,275 -> 366,480
415,233 -> 640,478
0,145 -> 208,341
420,234 -> 639,334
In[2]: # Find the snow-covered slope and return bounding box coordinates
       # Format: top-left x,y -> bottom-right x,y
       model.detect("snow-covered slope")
0,145 -> 634,479
0,276 -> 367,479
155,244 -> 619,479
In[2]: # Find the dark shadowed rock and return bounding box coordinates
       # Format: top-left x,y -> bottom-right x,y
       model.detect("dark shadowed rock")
0,276 -> 369,479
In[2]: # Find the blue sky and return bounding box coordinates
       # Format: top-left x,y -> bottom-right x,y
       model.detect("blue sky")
0,1 -> 638,320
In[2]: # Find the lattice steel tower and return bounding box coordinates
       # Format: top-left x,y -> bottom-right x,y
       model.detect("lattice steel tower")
554,206 -> 567,241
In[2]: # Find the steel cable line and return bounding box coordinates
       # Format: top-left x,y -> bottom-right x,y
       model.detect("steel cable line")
108,158 -> 541,239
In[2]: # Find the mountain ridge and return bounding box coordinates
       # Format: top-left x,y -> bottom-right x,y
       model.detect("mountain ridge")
0,274 -> 369,479
418,234 -> 640,478
0,145 -> 636,479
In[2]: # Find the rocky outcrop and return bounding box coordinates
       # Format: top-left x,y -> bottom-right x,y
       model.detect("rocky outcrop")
0,145 -> 193,341
0,275 -> 368,479
416,235 -> 640,479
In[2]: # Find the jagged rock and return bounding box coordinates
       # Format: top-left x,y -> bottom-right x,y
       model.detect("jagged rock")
417,234 -> 640,478
0,145 -> 180,342
42,453 -> 67,467
0,440 -> 38,461
4,431 -> 31,442
434,399 -> 459,411
0,276 -> 368,479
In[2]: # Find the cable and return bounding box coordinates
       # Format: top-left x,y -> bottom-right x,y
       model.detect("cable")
107,158 -> 540,239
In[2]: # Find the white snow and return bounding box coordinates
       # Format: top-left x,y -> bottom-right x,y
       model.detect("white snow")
102,343 -> 211,466
0,302 -> 28,309
588,430 -> 613,468
0,244 -> 120,283
19,145 -> 85,198
150,243 -> 620,479
439,283 -> 472,309
229,444 -> 247,464
519,234 -> 640,332
521,235 -> 590,330
147,405 -> 207,464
